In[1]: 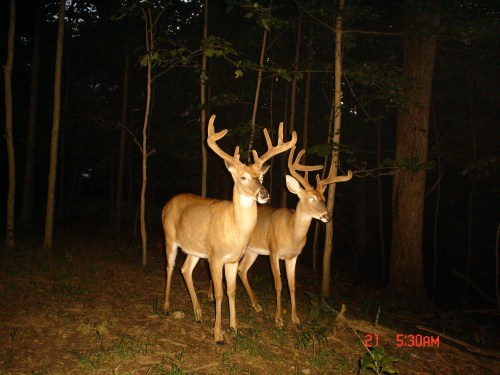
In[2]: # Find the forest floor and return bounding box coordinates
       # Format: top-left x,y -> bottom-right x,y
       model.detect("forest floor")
1,224 -> 499,375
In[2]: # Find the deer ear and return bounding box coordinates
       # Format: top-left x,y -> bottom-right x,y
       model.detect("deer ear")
285,175 -> 302,195
225,160 -> 236,174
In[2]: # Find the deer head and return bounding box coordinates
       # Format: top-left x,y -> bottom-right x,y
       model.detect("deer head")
207,115 -> 297,204
286,146 -> 353,222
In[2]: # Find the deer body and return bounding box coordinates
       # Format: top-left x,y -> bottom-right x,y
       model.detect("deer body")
238,148 -> 352,326
162,115 -> 296,344
163,194 -> 257,262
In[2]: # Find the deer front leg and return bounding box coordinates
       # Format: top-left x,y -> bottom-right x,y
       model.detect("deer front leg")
270,253 -> 283,327
225,262 -> 239,331
209,260 -> 225,344
238,251 -> 262,312
285,256 -> 299,324
181,255 -> 202,322
163,240 -> 178,315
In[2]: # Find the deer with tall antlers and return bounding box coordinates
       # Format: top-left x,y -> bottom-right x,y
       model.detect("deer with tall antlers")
162,115 -> 296,344
237,146 -> 353,326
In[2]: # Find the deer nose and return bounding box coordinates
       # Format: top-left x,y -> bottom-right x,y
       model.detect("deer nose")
257,189 -> 270,204
321,212 -> 332,223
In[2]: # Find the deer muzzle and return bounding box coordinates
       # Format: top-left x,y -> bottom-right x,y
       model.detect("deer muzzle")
257,189 -> 270,204
320,212 -> 332,223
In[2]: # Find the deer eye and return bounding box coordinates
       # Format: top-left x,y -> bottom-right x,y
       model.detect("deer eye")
240,176 -> 247,181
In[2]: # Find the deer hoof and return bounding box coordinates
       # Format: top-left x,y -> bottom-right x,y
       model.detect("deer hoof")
216,340 -> 225,346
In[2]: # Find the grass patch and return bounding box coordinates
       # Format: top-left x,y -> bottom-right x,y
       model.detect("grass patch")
69,333 -> 153,371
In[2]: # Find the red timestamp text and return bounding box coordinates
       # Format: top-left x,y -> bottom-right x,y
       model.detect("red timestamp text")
364,333 -> 440,348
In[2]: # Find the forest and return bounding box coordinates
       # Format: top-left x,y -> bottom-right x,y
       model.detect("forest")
1,0 -> 499,373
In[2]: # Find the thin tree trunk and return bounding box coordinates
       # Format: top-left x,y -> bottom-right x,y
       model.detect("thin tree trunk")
377,122 -> 386,284
389,0 -> 440,305
432,109 -> 442,296
302,18 -> 313,158
247,27 -> 268,162
200,0 -> 208,197
4,0 -> 16,250
321,0 -> 345,299
20,3 -> 41,225
57,34 -> 72,220
43,0 -> 66,249
289,10 -> 303,137
115,52 -> 129,231
139,8 -> 155,267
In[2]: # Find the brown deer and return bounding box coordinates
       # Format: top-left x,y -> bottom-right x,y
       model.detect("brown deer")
237,146 -> 352,326
162,115 -> 297,344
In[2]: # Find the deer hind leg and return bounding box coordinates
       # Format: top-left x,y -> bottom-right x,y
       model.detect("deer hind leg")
285,257 -> 299,324
270,254 -> 284,327
209,260 -> 225,344
164,239 -> 178,315
181,255 -> 202,322
238,251 -> 262,312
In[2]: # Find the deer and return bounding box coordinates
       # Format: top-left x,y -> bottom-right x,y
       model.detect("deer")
237,146 -> 353,327
162,114 -> 297,344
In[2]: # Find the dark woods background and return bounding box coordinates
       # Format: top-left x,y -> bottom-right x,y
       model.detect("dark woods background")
1,0 -> 498,313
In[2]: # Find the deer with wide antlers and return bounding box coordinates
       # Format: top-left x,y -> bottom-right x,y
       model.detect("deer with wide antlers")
237,146 -> 352,326
162,115 -> 296,344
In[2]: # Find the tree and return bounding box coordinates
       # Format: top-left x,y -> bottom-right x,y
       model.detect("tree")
115,49 -> 129,232
322,0 -> 347,299
389,0 -> 441,305
43,0 -> 66,249
20,3 -> 42,225
3,0 -> 16,250
200,0 -> 208,197
137,6 -> 163,266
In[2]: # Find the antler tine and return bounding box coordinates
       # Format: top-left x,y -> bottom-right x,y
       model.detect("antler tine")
207,115 -> 241,164
253,122 -> 297,167
316,167 -> 353,192
288,146 -> 323,189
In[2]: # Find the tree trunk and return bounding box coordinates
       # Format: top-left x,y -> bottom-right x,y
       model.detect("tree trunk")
247,25 -> 268,162
138,8 -> 156,267
302,18 -> 313,158
3,0 -> 15,250
20,3 -> 41,225
389,0 -> 440,305
200,0 -> 208,197
322,0 -> 345,299
289,10 -> 303,138
43,0 -> 66,249
115,51 -> 129,232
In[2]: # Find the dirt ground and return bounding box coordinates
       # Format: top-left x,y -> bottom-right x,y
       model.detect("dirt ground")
1,229 -> 498,374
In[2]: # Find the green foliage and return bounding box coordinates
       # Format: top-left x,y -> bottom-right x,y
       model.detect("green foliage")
69,334 -> 152,371
219,351 -> 240,374
203,36 -> 240,58
232,328 -> 267,357
147,349 -> 194,375
380,157 -> 435,172
359,347 -> 400,374
346,62 -> 407,109
295,293 -> 331,355
308,142 -> 354,158
228,0 -> 287,31
462,157 -> 498,179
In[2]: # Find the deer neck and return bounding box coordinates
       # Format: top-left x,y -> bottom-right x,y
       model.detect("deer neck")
232,187 -> 258,237
291,202 -> 314,242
